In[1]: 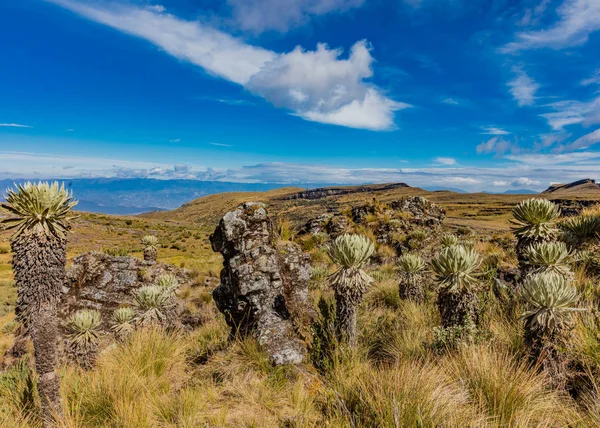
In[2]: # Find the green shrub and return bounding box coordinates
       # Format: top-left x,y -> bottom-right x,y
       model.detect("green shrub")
103,247 -> 129,257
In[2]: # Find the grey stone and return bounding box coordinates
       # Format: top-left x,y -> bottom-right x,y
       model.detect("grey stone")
210,202 -> 314,365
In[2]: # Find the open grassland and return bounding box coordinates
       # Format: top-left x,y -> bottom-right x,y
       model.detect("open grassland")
2,186 -> 600,426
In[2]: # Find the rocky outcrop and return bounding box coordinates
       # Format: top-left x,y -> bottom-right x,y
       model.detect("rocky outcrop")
281,183 -> 410,200
299,213 -> 333,235
210,202 -> 314,365
62,252 -> 189,331
389,196 -> 446,227
326,215 -> 352,238
549,199 -> 599,217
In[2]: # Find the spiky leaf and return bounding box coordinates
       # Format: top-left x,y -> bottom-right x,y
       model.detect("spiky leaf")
111,307 -> 135,337
66,309 -> 102,347
327,234 -> 374,303
511,198 -> 560,240
439,233 -> 459,248
397,253 -> 426,274
154,273 -> 179,290
520,272 -> 584,333
141,235 -> 160,250
523,241 -> 574,277
560,215 -> 600,246
326,234 -> 374,269
431,245 -> 481,292
132,285 -> 172,325
1,181 -> 78,243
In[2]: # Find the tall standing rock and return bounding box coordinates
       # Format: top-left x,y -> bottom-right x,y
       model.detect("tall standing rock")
210,202 -> 314,365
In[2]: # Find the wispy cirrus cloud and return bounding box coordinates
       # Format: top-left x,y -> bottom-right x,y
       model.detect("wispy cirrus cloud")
582,69 -> 600,86
503,0 -> 600,52
226,0 -> 364,34
48,0 -> 406,131
480,126 -> 510,135
0,123 -> 32,128
540,96 -> 600,130
552,128 -> 600,152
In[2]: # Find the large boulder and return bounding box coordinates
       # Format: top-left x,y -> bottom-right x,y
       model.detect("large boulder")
389,196 -> 445,227
210,202 -> 314,365
62,252 -> 189,331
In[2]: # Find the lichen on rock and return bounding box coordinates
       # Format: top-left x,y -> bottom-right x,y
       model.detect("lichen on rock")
210,202 -> 314,365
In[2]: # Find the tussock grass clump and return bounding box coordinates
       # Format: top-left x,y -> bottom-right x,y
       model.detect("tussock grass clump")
324,356 -> 482,427
445,345 -> 579,426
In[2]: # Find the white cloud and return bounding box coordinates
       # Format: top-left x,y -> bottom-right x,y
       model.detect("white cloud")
441,98 -> 460,105
209,142 -> 232,147
49,0 -> 275,85
582,69 -> 600,86
247,40 -> 409,130
65,128 -> 75,132
553,128 -> 600,152
169,138 -> 181,143
493,177 -> 540,188
0,123 -> 32,128
480,126 -> 510,135
511,177 -> 541,187
434,157 -> 456,165
476,137 -> 518,156
48,0 -> 403,131
540,96 -> 600,130
226,0 -> 364,33
507,67 -> 539,106
503,0 -> 600,51
3,151 -> 600,192
504,151 -> 600,165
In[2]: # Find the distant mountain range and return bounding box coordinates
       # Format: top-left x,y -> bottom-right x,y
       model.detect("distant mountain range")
0,179 -> 287,214
502,189 -> 538,194
0,179 -> 482,214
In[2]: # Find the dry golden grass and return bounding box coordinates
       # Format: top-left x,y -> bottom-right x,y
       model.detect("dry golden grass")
2,186 -> 600,426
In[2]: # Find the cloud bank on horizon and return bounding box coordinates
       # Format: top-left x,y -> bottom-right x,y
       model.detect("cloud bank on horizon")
1,0 -> 600,191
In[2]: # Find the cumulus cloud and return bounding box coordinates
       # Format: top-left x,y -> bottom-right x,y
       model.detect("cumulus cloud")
507,67 -> 539,106
246,41 -> 409,130
503,0 -> 600,51
226,0 -> 364,33
48,0 -> 403,131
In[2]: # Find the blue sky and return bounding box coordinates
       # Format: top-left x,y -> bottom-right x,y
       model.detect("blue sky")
1,0 -> 599,191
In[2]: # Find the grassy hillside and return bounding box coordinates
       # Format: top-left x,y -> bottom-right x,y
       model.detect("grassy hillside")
1,184 -> 600,426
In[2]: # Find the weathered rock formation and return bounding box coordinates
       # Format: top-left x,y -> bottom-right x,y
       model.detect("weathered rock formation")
210,202 -> 314,365
281,182 -> 410,200
550,199 -> 599,217
62,252 -> 189,331
388,196 -> 446,227
300,213 -> 333,235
